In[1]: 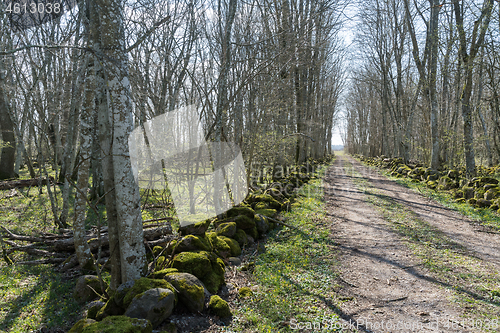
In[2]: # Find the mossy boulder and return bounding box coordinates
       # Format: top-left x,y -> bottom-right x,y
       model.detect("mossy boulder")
455,198 -> 466,204
164,272 -> 207,313
437,176 -> 456,190
96,295 -> 125,321
255,209 -> 277,218
246,194 -> 282,211
447,169 -> 459,180
484,187 -> 500,201
203,256 -> 225,294
476,199 -> 492,208
87,300 -> 105,320
238,287 -> 253,298
226,206 -> 255,219
77,316 -> 152,333
122,278 -> 177,309
233,229 -> 248,247
74,275 -> 107,304
246,226 -> 259,240
468,198 -> 477,206
208,295 -> 232,318
206,232 -> 231,258
474,189 -> 486,200
178,218 -> 212,236
477,177 -> 499,185
68,318 -> 97,333
452,189 -> 463,199
463,186 -> 475,199
124,288 -> 176,328
254,215 -> 269,236
150,268 -> 178,279
215,222 -> 237,238
219,236 -> 241,256
175,235 -> 212,253
426,174 -> 438,182
171,251 -> 212,279
254,202 -> 268,210
234,215 -> 255,230
426,180 -> 437,189
171,251 -> 225,294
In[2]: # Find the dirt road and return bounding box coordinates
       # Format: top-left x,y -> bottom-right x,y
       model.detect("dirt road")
325,154 -> 500,333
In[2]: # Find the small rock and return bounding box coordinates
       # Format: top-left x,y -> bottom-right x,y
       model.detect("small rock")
228,257 -> 242,266
86,300 -> 105,320
208,295 -> 232,318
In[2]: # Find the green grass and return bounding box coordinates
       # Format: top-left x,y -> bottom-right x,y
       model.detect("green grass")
0,265 -> 89,332
345,159 -> 500,327
226,163 -> 347,332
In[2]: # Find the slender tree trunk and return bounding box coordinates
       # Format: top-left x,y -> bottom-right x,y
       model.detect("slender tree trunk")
73,54 -> 95,269
0,59 -> 17,180
428,0 -> 441,170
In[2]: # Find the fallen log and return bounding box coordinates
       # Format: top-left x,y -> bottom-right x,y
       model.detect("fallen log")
0,177 -> 53,191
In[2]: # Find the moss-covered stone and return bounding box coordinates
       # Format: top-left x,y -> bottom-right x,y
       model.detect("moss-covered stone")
87,300 -> 105,320
468,198 -> 477,206
164,272 -> 205,313
238,287 -> 253,298
152,246 -> 164,257
484,188 -> 500,201
255,209 -> 277,218
95,295 -> 125,321
219,236 -> 241,256
426,180 -> 437,189
178,218 -> 212,236
462,186 -> 474,199
233,229 -> 248,247
215,222 -> 237,238
150,268 -> 178,279
234,215 -> 255,230
123,278 -> 176,309
247,194 -> 282,210
246,226 -> 258,240
476,199 -> 491,208
81,315 -> 152,333
175,234 -> 212,253
203,256 -> 225,294
455,198 -> 466,204
206,232 -> 231,258
155,256 -> 167,271
254,215 -> 269,236
208,295 -> 232,318
74,275 -> 106,304
226,206 -> 255,219
474,189 -> 486,200
171,251 -> 212,280
447,169 -> 459,179
254,202 -> 268,210
437,176 -> 456,190
68,318 -> 97,333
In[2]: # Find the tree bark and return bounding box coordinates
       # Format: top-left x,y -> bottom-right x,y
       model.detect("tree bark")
98,0 -> 147,284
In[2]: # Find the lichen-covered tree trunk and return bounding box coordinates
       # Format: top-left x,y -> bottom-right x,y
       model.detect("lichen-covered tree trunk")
97,0 -> 147,283
73,54 -> 95,270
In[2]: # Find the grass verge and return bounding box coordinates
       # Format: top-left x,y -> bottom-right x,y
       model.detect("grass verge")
344,158 -> 500,328
226,163 -> 347,332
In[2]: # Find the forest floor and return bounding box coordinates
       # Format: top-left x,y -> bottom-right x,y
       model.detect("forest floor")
326,154 -> 500,332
